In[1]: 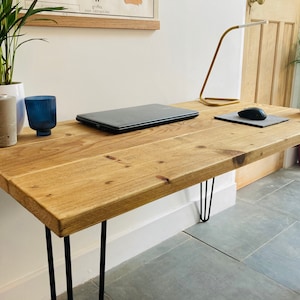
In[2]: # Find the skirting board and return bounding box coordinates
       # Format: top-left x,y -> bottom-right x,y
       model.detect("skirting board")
283,146 -> 299,168
0,182 -> 236,300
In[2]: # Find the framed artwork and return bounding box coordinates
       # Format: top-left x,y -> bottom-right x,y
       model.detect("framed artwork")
20,0 -> 159,30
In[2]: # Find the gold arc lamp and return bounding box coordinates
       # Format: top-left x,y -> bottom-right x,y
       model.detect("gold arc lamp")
199,20 -> 268,106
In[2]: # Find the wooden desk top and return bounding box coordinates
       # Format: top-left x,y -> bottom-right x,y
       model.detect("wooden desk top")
1,101 -> 299,237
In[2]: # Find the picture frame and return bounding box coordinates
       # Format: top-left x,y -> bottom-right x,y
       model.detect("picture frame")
21,0 -> 160,30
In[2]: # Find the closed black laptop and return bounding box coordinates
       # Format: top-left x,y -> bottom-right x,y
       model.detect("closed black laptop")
76,103 -> 199,134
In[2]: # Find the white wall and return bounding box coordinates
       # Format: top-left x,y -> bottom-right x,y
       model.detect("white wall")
0,1 -> 246,299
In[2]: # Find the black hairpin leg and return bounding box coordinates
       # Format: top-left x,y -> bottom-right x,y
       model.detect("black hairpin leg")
45,227 -> 56,300
45,226 -> 73,300
199,177 -> 215,222
64,236 -> 73,300
99,220 -> 107,300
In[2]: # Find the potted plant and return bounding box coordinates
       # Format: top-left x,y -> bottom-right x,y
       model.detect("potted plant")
0,0 -> 64,133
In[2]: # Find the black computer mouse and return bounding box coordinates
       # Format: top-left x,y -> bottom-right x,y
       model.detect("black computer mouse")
238,107 -> 267,121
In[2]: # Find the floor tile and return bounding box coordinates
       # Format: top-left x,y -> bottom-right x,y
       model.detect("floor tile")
57,281 -> 113,300
237,171 -> 294,204
103,232 -> 190,286
256,181 -> 300,220
57,280 -> 99,300
244,222 -> 300,294
276,165 -> 300,181
184,201 -> 296,260
105,237 -> 299,300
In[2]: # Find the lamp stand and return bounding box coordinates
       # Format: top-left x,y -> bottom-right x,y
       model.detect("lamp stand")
199,20 -> 267,106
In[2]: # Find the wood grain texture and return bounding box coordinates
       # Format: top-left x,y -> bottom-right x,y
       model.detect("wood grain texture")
236,152 -> 284,189
21,14 -> 160,30
241,0 -> 300,186
242,0 -> 299,106
1,101 -> 300,236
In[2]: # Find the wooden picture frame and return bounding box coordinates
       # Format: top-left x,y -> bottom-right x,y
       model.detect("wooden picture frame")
22,1 -> 160,30
23,14 -> 160,30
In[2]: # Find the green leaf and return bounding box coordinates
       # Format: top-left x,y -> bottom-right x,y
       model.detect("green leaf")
0,0 -> 65,84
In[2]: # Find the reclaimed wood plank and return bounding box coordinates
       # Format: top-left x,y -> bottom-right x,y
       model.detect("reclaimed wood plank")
1,101 -> 300,236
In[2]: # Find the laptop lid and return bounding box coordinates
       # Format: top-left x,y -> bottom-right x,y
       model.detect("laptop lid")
76,103 -> 199,134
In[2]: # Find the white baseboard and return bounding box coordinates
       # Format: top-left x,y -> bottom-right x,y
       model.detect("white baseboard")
0,179 -> 236,300
284,146 -> 299,168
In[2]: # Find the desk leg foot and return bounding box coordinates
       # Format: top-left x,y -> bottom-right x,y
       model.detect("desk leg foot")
45,227 -> 56,300
99,220 -> 107,300
199,177 -> 215,222
64,236 -> 73,300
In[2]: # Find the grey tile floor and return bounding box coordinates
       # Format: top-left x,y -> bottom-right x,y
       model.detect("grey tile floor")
58,165 -> 300,300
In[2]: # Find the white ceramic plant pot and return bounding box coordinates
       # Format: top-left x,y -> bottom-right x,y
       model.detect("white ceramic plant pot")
0,82 -> 25,134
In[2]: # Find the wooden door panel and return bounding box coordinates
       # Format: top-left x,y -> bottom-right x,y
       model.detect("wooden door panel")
281,23 -> 297,106
242,20 -> 297,106
256,22 -> 277,104
242,24 -> 261,102
237,0 -> 300,188
274,22 -> 296,106
236,152 -> 284,189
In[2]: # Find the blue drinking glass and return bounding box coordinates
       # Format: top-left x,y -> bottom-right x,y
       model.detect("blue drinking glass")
25,95 -> 56,136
